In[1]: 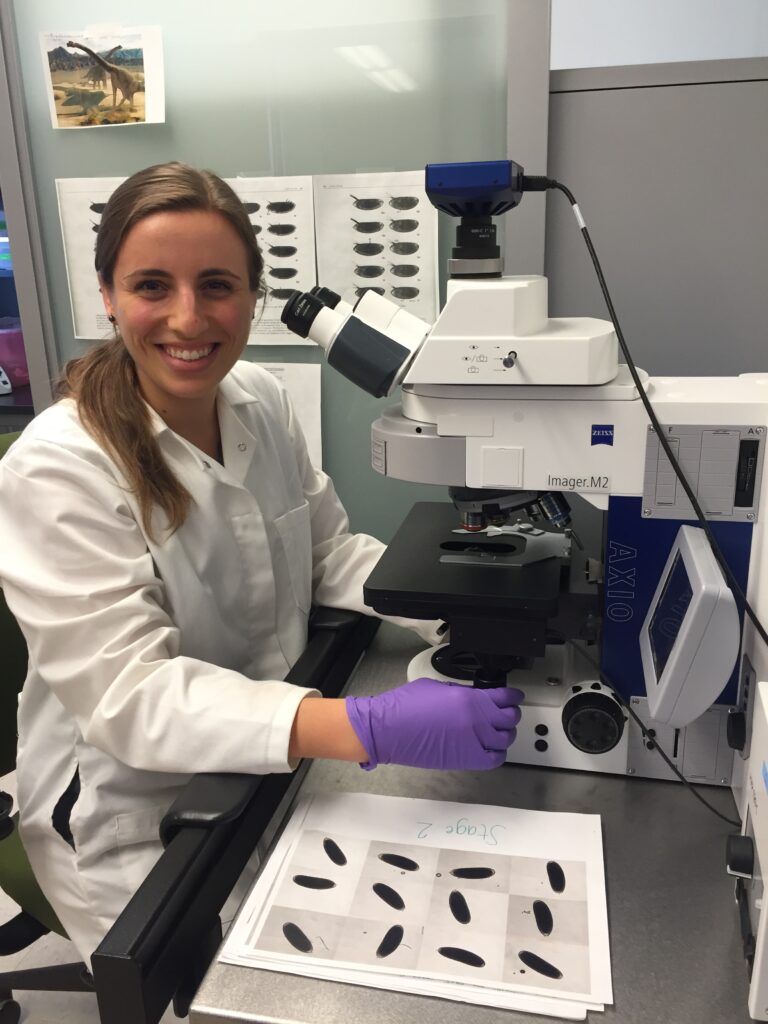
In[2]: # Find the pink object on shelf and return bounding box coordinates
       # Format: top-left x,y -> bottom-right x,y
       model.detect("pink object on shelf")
0,318 -> 29,386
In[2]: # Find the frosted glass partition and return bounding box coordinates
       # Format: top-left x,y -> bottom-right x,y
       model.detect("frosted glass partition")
10,0 -> 509,539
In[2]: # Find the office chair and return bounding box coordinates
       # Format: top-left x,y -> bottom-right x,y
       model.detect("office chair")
0,431 -> 93,1023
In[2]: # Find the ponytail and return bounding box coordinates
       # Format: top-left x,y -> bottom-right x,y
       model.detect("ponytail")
58,338 -> 191,542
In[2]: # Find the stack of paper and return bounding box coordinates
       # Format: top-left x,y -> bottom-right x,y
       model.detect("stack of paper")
221,792 -> 612,1020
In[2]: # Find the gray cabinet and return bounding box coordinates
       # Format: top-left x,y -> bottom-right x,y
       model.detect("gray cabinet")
545,58 -> 768,377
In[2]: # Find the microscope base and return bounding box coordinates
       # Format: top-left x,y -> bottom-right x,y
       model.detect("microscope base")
407,644 -> 735,786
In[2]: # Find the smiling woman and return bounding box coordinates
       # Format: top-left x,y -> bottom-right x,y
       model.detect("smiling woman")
60,162 -> 266,539
0,161 -> 522,969
100,209 -> 257,449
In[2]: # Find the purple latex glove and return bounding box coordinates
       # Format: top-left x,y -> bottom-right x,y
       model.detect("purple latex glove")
345,677 -> 524,771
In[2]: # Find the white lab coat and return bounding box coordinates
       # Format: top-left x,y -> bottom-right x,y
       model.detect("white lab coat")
0,361 -> 437,963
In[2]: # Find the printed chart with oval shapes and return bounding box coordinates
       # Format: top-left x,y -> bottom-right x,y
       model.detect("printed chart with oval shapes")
221,792 -> 612,1019
55,170 -> 436,344
313,170 -> 440,325
54,174 -> 317,344
225,175 -> 317,346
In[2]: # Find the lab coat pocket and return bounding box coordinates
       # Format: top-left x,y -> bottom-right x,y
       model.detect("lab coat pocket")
51,765 -> 80,851
273,501 -> 313,614
114,805 -> 167,894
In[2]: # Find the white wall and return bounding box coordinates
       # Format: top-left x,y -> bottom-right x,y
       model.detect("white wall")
551,0 -> 768,69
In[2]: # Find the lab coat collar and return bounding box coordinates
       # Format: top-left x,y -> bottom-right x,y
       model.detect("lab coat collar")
143,372 -> 261,440
217,395 -> 259,483
141,374 -> 260,484
218,372 -> 262,409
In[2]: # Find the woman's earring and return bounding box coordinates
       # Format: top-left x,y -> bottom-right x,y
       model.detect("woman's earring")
108,315 -> 116,324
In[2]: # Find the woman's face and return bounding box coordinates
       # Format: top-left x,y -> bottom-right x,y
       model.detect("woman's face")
100,208 -> 257,415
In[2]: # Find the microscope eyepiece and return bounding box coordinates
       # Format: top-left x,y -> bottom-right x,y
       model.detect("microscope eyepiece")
309,285 -> 343,309
280,290 -> 324,338
281,281 -> 430,397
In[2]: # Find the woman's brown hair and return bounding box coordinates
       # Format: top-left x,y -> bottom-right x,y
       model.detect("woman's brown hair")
58,162 -> 264,541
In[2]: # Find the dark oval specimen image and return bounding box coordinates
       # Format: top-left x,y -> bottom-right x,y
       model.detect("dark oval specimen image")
450,867 -> 495,880
242,202 -> 261,213
449,890 -> 471,924
533,899 -> 554,936
252,224 -> 262,235
389,196 -> 419,210
391,287 -> 420,300
89,201 -> 107,214
351,195 -> 383,210
546,861 -> 566,893
322,837 -> 347,866
354,265 -> 385,278
283,921 -> 313,953
438,946 -> 485,968
352,219 -> 384,234
372,882 -> 405,910
390,241 -> 419,255
390,218 -> 419,232
390,264 -> 419,278
376,924 -> 404,958
267,266 -> 298,279
270,288 -> 296,300
518,949 -> 563,980
268,200 -> 295,213
268,223 -> 296,235
355,286 -> 385,297
292,874 -> 335,889
378,852 -> 419,872
354,242 -> 384,256
268,245 -> 297,257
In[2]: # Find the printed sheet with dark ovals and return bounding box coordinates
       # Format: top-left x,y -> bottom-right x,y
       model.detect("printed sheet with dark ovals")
252,830 -> 592,995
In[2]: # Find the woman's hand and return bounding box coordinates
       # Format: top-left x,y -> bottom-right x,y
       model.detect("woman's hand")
346,677 -> 524,770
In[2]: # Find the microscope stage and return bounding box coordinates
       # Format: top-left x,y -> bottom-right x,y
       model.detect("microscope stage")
364,502 -> 563,621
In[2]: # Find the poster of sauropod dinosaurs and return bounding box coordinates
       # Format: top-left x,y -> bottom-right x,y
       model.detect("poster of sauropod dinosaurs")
39,25 -> 164,128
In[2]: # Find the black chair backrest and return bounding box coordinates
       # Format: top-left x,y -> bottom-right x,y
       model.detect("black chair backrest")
0,589 -> 27,778
0,431 -> 27,776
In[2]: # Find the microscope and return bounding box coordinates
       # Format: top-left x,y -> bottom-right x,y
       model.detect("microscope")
282,158 -> 764,784
282,160 -> 768,1017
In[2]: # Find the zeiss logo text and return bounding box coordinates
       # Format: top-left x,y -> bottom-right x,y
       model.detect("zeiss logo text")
591,424 -> 614,446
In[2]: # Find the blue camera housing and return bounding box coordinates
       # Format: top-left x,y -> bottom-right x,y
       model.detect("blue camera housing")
425,160 -> 525,217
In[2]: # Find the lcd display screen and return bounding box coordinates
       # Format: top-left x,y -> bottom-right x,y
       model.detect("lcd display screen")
648,553 -> 694,681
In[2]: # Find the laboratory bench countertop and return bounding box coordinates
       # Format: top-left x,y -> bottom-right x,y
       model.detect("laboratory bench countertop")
0,383 -> 33,413
190,623 -> 753,1024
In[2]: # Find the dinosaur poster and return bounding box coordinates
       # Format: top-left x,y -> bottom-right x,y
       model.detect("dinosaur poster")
39,25 -> 164,129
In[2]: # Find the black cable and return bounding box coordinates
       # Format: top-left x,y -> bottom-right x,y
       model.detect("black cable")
572,642 -> 741,827
522,174 -> 768,655
519,173 -> 758,827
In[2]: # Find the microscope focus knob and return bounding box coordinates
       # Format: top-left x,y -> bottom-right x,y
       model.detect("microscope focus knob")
727,710 -> 747,752
561,689 -> 624,754
726,834 -> 754,879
